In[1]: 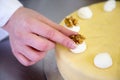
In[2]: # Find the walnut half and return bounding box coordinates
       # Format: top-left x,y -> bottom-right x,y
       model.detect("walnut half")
69,34 -> 85,44
64,16 -> 78,28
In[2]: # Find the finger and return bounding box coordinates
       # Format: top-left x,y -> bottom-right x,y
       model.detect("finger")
24,33 -> 55,51
31,20 -> 76,49
38,14 -> 77,36
54,25 -> 78,36
17,44 -> 46,62
9,38 -> 34,66
13,51 -> 35,66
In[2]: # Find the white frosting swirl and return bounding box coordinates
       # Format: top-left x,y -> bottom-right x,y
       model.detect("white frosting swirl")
104,0 -> 116,12
78,7 -> 93,19
64,25 -> 80,32
94,52 -> 113,69
70,41 -> 86,53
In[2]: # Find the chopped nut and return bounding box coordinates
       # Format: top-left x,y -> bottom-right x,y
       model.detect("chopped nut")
64,16 -> 78,27
69,34 -> 85,44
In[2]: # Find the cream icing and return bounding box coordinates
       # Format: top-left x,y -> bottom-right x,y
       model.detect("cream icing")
104,0 -> 116,12
70,41 -> 86,53
78,7 -> 93,19
94,52 -> 113,69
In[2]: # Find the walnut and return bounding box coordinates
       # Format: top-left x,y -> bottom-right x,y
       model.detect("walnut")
69,34 -> 85,44
64,16 -> 78,27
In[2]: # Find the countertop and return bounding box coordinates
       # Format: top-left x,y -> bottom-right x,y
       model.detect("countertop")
0,0 -> 104,80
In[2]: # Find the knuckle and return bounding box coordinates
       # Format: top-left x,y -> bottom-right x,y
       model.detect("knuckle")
49,42 -> 55,50
30,40 -> 51,52
32,41 -> 42,50
24,18 -> 32,26
14,30 -> 24,40
46,29 -> 56,40
62,38 -> 72,47
38,52 -> 46,60
40,42 -> 55,51
40,43 -> 49,51
23,18 -> 34,31
30,52 -> 46,62
50,43 -> 55,49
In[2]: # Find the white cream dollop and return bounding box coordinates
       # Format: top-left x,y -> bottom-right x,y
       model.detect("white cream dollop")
78,7 -> 93,19
70,41 -> 86,53
64,25 -> 80,32
94,52 -> 113,69
104,0 -> 116,12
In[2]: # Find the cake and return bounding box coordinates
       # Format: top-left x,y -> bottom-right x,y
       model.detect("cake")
56,1 -> 120,80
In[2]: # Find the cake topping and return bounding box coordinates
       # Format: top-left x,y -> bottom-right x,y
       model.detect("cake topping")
64,25 -> 80,32
69,34 -> 86,53
78,7 -> 93,19
104,0 -> 116,12
70,34 -> 85,44
70,41 -> 86,53
94,52 -> 113,69
64,16 -> 78,27
64,16 -> 80,32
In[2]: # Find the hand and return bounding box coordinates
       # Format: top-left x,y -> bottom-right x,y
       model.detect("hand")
3,7 -> 76,66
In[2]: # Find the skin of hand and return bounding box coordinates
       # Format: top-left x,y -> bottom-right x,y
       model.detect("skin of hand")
3,7 -> 77,66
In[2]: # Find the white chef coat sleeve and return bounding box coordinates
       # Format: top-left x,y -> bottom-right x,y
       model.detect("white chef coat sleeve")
0,0 -> 23,27
0,0 -> 23,41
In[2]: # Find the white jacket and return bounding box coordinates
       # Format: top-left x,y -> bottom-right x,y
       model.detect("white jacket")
0,0 -> 23,41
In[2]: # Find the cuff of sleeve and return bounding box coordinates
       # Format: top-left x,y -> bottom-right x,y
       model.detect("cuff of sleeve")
0,28 -> 9,41
0,0 -> 23,27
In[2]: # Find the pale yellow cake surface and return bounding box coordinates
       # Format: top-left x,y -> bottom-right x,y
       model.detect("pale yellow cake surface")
56,1 -> 120,80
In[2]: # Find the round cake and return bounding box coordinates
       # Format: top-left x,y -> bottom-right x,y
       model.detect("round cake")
56,1 -> 120,80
